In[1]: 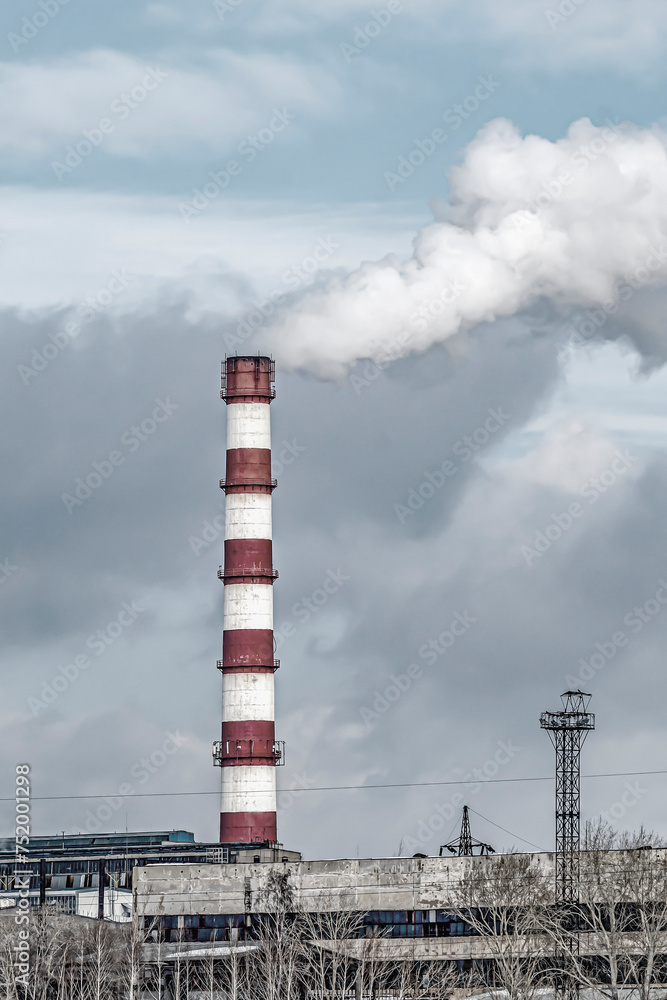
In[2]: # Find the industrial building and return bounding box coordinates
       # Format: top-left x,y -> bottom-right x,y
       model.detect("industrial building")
130,848 -> 667,1000
0,831 -> 300,919
135,853 -> 510,954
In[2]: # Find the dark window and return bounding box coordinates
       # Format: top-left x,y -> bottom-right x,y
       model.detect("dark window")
202,913 -> 246,929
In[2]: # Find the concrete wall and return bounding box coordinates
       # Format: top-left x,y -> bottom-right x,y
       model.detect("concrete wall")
133,853 -> 555,917
134,852 -> 667,966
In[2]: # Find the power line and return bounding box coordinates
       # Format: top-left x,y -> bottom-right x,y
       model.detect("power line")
2,767 -> 666,804
466,806 -> 546,852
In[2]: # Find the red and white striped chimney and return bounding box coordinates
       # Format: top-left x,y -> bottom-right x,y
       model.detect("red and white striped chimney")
213,356 -> 283,846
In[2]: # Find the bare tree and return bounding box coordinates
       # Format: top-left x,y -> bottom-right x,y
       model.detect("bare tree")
0,911 -> 129,1000
170,926 -> 187,1000
444,851 -> 552,1000
354,928 -> 393,999
198,947 -> 220,1000
0,917 -> 21,1000
546,820 -> 667,1000
219,938 -> 254,1000
301,901 -> 362,998
121,912 -> 147,1000
383,946 -> 460,1000
140,898 -> 168,1000
250,869 -> 304,1000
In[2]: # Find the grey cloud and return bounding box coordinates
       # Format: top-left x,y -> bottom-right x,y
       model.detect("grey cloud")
1,292 -> 666,861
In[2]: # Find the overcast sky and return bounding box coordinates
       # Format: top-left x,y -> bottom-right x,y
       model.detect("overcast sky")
2,0 -> 667,861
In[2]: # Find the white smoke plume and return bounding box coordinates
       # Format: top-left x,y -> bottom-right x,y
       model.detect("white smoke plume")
268,118 -> 667,378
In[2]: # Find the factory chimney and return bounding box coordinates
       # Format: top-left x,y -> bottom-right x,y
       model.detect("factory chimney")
213,356 -> 283,845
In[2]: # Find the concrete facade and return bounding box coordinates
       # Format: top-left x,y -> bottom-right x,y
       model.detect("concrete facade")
134,853 -> 554,963
133,851 -> 667,970
134,855 -> 494,917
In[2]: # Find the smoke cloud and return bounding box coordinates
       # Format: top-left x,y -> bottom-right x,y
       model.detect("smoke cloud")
267,118 -> 667,377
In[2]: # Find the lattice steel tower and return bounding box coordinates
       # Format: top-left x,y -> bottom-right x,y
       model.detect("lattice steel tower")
439,805 -> 494,857
540,690 -> 595,1000
540,690 -> 595,902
